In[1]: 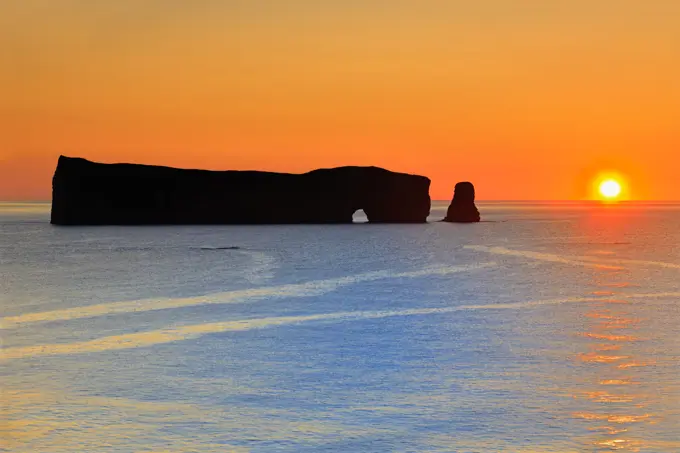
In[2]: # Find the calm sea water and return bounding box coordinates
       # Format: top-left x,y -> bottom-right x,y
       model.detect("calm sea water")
2,201 -> 679,452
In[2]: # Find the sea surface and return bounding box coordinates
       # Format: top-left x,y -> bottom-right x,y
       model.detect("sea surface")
1,201 -> 679,452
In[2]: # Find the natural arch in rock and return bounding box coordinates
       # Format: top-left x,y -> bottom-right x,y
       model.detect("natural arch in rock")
51,157 -> 432,225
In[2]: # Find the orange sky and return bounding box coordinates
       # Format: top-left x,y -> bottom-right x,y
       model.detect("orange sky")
1,1 -> 678,200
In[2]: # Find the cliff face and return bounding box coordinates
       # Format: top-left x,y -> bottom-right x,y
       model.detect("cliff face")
443,181 -> 481,223
51,156 -> 431,225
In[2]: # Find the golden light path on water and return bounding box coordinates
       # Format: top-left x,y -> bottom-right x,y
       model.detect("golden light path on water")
465,244 -> 680,452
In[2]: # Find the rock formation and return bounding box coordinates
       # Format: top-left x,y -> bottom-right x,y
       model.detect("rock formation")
51,156 -> 431,225
443,181 -> 480,223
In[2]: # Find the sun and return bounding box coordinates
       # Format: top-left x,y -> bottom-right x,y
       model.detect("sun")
590,171 -> 628,201
599,179 -> 622,199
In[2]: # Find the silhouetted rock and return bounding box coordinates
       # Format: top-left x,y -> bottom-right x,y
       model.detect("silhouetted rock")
443,182 -> 480,223
51,156 -> 431,225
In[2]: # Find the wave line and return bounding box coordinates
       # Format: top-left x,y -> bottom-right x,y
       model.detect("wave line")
464,246 -> 623,270
1,262 -> 496,329
1,295 -> 603,361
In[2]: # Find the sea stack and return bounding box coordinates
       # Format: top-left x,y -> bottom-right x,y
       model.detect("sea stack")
443,182 -> 480,223
50,156 -> 431,225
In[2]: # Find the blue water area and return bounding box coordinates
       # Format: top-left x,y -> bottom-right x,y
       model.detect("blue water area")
2,201 -> 679,452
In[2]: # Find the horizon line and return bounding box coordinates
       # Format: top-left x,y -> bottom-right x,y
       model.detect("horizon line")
2,199 -> 680,204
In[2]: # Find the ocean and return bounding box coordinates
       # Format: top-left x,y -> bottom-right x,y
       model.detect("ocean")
1,201 -> 679,452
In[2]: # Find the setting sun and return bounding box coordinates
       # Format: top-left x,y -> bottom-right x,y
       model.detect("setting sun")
599,179 -> 622,199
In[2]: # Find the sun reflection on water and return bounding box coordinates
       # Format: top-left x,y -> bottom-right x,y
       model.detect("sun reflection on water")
599,379 -> 638,386
578,352 -> 630,364
617,361 -> 656,370
582,332 -> 639,342
594,344 -> 623,351
564,237 -> 668,452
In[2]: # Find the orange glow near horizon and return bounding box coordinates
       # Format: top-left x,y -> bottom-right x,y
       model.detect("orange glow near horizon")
1,2 -> 679,201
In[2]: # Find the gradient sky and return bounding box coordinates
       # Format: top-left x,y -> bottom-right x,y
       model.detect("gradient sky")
1,1 -> 678,200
